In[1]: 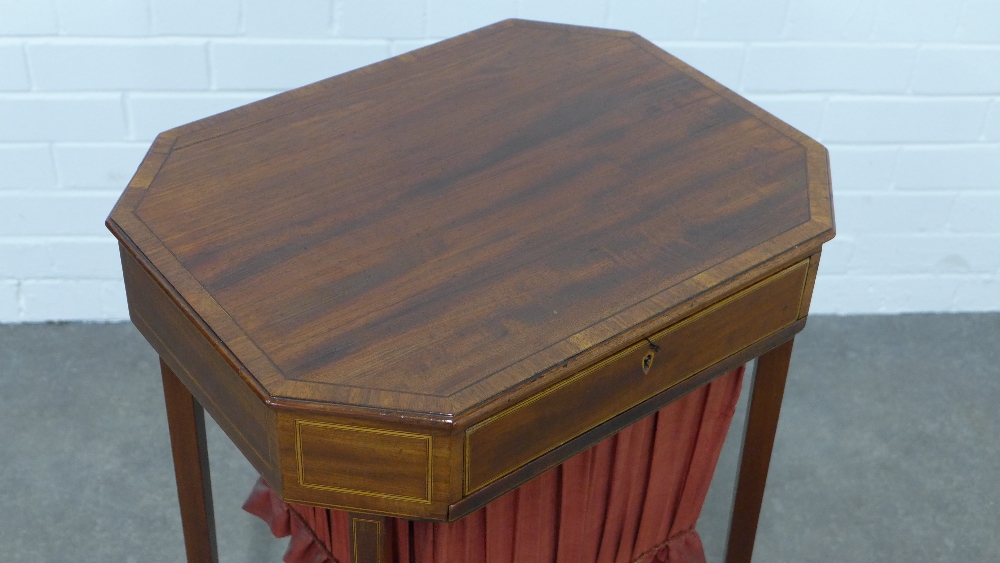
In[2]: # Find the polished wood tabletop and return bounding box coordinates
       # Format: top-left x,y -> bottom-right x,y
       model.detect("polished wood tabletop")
108,19 -> 834,563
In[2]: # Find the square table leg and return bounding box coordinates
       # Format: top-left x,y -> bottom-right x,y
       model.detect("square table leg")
161,358 -> 220,563
724,338 -> 795,563
348,513 -> 394,563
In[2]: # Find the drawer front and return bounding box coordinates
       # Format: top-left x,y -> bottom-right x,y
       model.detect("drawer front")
465,259 -> 809,494
275,412 -> 455,520
293,420 -> 433,504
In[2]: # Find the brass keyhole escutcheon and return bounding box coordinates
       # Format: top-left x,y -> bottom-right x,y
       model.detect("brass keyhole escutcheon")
642,351 -> 655,374
642,339 -> 660,374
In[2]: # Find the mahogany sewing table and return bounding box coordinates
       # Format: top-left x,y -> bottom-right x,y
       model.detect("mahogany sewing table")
107,20 -> 835,563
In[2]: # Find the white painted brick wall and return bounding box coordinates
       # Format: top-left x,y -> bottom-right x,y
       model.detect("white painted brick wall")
210,40 -> 389,89
870,0 -> 961,42
0,193 -> 120,236
0,279 -> 18,322
958,0 -> 1000,42
609,1 -> 699,40
0,95 -> 127,141
912,47 -> 1000,94
150,0 -> 241,36
697,0 -> 789,41
127,93 -> 270,140
827,146 -> 898,191
518,0 -> 607,28
746,95 -> 825,137
895,146 -> 1000,190
18,278 -> 126,321
987,102 -> 1000,139
339,0 -> 424,38
54,0 -> 150,36
0,145 -> 56,188
426,0 -> 516,38
52,143 -> 150,188
782,1 -> 875,41
0,43 -> 29,90
742,46 -> 916,93
822,97 -> 991,143
0,0 -> 998,321
27,41 -> 210,90
654,43 -> 744,85
0,0 -> 58,35
243,0 -> 331,37
949,194 -> 1000,234
0,237 -> 120,278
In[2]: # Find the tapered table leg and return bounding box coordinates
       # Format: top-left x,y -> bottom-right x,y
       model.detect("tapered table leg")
724,339 -> 795,563
348,513 -> 393,563
161,358 -> 219,563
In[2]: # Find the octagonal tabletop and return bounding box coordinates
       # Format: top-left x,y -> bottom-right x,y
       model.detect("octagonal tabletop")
110,21 -> 832,415
109,19 -> 833,519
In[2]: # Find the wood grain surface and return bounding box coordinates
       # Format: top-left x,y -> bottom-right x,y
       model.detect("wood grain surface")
123,248 -> 282,489
109,19 -> 834,418
724,339 -> 796,563
464,258 -> 809,494
348,513 -> 393,563
110,19 -> 835,522
273,408 -> 456,519
448,317 -> 807,522
161,360 -> 219,563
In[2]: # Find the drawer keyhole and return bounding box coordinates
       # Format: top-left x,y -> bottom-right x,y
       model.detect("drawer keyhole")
642,351 -> 655,374
642,339 -> 660,374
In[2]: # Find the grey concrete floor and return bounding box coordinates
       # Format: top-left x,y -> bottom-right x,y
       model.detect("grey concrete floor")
1,314 -> 998,562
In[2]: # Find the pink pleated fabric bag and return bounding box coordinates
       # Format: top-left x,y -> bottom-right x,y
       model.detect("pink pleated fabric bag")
245,366 -> 745,563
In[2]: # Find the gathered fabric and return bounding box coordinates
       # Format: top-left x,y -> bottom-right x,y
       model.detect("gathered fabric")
244,365 -> 745,563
